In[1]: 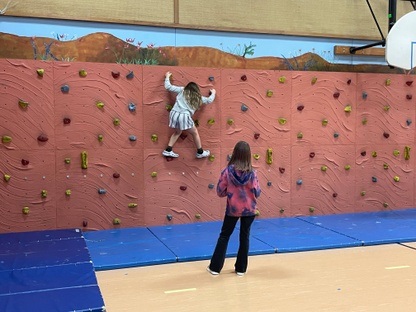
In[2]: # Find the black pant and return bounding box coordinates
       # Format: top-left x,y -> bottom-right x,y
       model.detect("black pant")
209,214 -> 255,273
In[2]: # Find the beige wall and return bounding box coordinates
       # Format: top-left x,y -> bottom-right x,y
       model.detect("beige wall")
2,0 -> 414,40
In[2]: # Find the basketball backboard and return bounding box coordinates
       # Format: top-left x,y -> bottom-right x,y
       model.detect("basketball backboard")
386,10 -> 416,70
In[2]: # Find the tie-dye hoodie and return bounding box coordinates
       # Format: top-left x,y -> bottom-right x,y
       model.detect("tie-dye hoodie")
216,165 -> 261,217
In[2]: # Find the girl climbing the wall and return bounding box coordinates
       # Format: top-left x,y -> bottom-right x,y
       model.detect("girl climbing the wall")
162,71 -> 216,158
207,140 -> 261,276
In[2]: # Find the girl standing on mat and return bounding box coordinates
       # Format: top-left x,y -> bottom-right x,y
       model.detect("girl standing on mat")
207,141 -> 261,276
162,71 -> 216,159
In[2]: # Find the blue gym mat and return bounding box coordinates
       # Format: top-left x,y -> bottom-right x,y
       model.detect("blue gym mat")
83,227 -> 177,270
0,228 -> 105,312
298,208 -> 416,245
84,209 -> 416,271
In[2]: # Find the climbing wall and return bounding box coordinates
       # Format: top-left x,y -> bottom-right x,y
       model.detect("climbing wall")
0,59 -> 414,233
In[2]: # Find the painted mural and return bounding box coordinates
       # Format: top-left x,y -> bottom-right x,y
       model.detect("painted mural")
0,31 -> 412,73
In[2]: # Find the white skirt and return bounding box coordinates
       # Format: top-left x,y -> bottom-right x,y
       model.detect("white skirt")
169,111 -> 194,130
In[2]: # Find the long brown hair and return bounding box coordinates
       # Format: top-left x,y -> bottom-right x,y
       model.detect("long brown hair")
184,82 -> 202,110
228,141 -> 252,172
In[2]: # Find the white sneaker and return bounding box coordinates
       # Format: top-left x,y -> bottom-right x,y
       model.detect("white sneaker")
206,266 -> 219,275
162,150 -> 179,157
235,271 -> 245,276
196,150 -> 210,159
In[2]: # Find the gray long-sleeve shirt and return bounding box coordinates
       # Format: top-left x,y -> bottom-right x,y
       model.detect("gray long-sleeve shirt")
165,77 -> 215,115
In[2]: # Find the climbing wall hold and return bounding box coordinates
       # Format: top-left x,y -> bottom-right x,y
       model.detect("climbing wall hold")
37,134 -> 48,142
97,134 -> 104,142
279,167 -> 285,174
383,163 -> 389,170
61,85 -> 70,93
406,94 -> 412,100
151,134 -> 158,142
297,132 -> 303,139
21,159 -> 29,166
41,190 -> 48,198
296,179 -> 303,185
406,81 -> 413,86
180,133 -> 187,140
278,118 -> 287,125
393,176 -> 400,182
64,158 -> 71,164
113,218 -> 121,225
180,186 -> 187,191
347,79 -> 352,85
360,191 -> 366,196
128,103 -> 136,112
309,152 -> 315,158
65,189 -> 71,196
208,154 -> 215,162
241,104 -> 248,112
126,71 -> 134,79
96,101 -> 105,109
240,75 -> 247,81
266,90 -> 273,97
129,135 -> 137,141
278,76 -> 286,83
194,120 -> 200,127
383,202 -> 389,208
207,118 -> 215,125
98,188 -> 107,194
332,193 -> 338,198
2,135 -> 12,143
393,150 -> 400,157
280,208 -> 285,213
333,132 -> 339,138
267,181 -> 272,186
36,69 -> 45,77
406,119 -> 412,126
18,99 -> 29,109
372,151 -> 377,157
309,207 -> 315,213
311,77 -> 318,85
321,166 -> 328,172
254,133 -> 260,139
166,104 -> 173,111
113,172 -> 120,178
344,165 -> 351,170
111,71 -> 120,79
333,92 -> 340,99
166,214 -> 173,221
255,209 -> 260,216
22,206 -> 29,214
227,118 -> 234,125
81,151 -> 88,169
151,171 -> 157,177
360,151 -> 366,156
253,154 -> 260,160
404,146 -> 411,160
385,78 -> 391,86
362,92 -> 368,100
297,104 -> 305,111
79,69 -> 87,77
113,118 -> 121,126
321,119 -> 328,126
208,183 -> 215,189
344,105 -> 352,112
362,118 -> 368,125
266,148 -> 273,164
383,132 -> 390,139
3,174 -> 11,182
63,117 -> 71,125
128,203 -> 138,208
372,176 -> 377,182
208,76 -> 214,81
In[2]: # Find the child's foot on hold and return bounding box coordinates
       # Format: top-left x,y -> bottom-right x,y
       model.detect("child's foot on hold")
196,150 -> 210,158
162,150 -> 179,157
206,266 -> 219,275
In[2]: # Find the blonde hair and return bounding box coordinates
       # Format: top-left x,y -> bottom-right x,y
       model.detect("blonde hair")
228,141 -> 252,172
184,82 -> 202,110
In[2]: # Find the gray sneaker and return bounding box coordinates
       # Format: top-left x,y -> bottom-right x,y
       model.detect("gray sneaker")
196,150 -> 210,158
162,150 -> 179,157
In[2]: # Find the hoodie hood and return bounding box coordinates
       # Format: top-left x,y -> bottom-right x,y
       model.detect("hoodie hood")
228,165 -> 253,186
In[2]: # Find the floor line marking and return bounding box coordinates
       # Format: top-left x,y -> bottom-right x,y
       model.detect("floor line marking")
164,288 -> 197,294
385,265 -> 410,270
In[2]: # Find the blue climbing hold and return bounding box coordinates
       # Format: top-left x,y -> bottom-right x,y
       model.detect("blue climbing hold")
241,104 -> 248,112
126,71 -> 134,79
129,135 -> 137,141
128,102 -> 136,112
61,84 -> 70,93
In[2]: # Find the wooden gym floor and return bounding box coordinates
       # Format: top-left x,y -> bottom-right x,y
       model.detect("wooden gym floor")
96,242 -> 416,312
